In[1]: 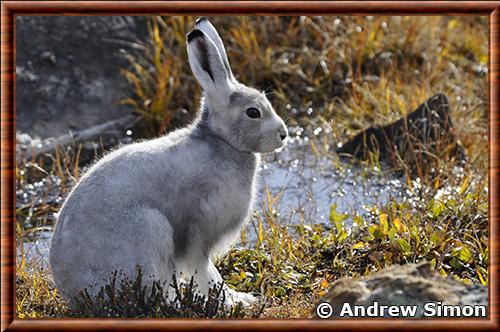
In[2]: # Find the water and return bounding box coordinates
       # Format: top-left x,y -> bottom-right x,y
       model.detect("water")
19,231 -> 52,268
17,134 -> 411,264
256,137 -> 407,226
16,170 -> 70,267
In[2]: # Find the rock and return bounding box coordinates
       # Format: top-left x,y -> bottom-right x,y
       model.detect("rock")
16,16 -> 148,139
337,94 -> 465,167
314,262 -> 487,318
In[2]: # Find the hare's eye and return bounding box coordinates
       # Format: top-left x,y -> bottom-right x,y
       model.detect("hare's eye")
246,107 -> 261,119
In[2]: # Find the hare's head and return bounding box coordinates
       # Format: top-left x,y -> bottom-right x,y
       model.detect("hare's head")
187,18 -> 288,153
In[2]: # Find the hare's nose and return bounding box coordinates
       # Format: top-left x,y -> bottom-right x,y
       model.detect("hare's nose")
279,128 -> 288,141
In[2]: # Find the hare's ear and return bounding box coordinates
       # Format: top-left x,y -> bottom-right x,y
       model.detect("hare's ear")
194,17 -> 234,81
187,29 -> 232,93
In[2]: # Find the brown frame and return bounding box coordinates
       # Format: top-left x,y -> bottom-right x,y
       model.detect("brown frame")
1,1 -> 499,331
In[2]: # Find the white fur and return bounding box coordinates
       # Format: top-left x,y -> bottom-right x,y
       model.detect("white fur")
49,19 -> 287,307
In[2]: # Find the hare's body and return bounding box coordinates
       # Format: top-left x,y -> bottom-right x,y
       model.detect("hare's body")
50,18 -> 287,305
50,111 -> 257,301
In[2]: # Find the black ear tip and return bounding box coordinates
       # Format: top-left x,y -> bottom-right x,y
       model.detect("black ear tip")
187,29 -> 205,43
195,16 -> 208,25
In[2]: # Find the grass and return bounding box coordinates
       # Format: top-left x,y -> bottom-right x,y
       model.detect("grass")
216,174 -> 488,317
121,17 -> 198,135
15,16 -> 488,318
16,256 -> 67,318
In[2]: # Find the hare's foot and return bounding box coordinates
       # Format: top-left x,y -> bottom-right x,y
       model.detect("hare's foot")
224,287 -> 259,307
193,259 -> 259,307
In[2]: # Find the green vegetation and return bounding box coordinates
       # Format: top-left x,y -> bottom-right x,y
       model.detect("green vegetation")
16,16 -> 488,318
217,175 -> 487,317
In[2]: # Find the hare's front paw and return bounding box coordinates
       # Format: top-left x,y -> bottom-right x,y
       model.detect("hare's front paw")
225,288 -> 259,307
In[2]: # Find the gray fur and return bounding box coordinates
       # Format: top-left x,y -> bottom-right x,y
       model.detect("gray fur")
49,19 -> 287,306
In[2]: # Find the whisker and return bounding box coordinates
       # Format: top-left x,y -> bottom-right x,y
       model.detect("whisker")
263,86 -> 275,97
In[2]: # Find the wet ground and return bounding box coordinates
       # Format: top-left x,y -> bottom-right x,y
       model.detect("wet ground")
16,128 -> 414,266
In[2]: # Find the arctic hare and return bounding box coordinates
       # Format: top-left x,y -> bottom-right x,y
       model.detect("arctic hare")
49,18 -> 288,306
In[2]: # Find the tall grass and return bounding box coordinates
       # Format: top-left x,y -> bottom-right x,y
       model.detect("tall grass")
121,17 -> 198,135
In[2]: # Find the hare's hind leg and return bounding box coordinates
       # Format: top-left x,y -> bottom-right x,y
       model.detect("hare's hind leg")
126,208 -> 176,291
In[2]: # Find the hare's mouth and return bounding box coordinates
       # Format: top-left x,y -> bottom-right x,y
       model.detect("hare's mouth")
258,142 -> 287,154
273,139 -> 288,153
274,145 -> 286,153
